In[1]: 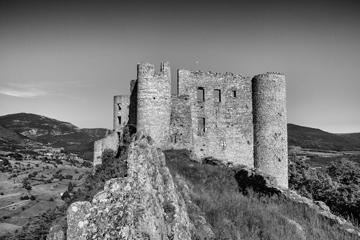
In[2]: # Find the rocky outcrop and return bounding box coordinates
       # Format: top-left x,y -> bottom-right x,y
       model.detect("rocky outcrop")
46,224 -> 65,240
235,167 -> 360,236
66,132 -> 192,239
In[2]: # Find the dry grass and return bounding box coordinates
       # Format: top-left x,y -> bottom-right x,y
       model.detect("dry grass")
164,149 -> 359,240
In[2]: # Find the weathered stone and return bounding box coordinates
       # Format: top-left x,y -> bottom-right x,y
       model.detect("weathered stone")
113,95 -> 130,135
93,131 -> 120,168
252,73 -> 288,189
67,201 -> 91,240
107,62 -> 289,189
137,62 -> 171,150
46,224 -> 65,240
67,132 -> 192,239
177,69 -> 254,167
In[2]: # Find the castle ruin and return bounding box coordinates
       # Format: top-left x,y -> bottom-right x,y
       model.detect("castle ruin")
94,62 -> 288,188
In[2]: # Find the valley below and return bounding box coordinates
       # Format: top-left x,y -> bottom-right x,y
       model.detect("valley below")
0,151 -> 91,235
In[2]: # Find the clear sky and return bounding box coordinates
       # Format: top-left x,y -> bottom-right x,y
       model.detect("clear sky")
1,0 -> 360,133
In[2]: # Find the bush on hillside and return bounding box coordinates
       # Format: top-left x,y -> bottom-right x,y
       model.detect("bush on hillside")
289,155 -> 360,222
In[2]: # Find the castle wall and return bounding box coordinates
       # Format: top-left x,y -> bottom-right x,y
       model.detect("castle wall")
177,70 -> 253,167
113,95 -> 130,133
93,131 -> 120,169
252,73 -> 288,188
136,62 -> 171,149
169,95 -> 193,150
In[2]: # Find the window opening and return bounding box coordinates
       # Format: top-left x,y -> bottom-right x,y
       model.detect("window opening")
198,117 -> 205,135
197,87 -> 205,102
117,104 -> 121,110
214,89 -> 221,102
233,91 -> 237,97
118,116 -> 121,124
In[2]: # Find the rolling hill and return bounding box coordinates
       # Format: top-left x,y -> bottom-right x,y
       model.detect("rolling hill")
0,113 -> 109,153
288,124 -> 360,151
1,113 -> 360,154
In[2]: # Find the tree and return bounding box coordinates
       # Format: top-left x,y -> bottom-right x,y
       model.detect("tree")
22,178 -> 32,191
68,182 -> 74,193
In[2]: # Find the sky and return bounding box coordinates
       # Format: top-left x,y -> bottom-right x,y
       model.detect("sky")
1,0 -> 360,133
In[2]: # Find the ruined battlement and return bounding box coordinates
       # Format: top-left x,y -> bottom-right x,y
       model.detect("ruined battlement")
137,61 -> 171,79
178,69 -> 244,79
96,62 -> 288,188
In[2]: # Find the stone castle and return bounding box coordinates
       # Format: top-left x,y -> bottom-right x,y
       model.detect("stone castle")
94,61 -> 288,188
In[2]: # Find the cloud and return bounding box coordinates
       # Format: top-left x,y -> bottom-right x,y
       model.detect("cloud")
0,89 -> 47,98
0,82 -> 50,98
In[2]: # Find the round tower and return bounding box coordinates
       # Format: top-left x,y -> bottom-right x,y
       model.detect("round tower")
252,72 -> 288,188
136,62 -> 171,149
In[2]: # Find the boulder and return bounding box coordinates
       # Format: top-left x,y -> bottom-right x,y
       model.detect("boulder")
46,224 -> 65,240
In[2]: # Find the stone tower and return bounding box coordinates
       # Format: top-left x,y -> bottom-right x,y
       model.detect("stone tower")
136,62 -> 171,149
252,73 -> 288,188
113,95 -> 130,133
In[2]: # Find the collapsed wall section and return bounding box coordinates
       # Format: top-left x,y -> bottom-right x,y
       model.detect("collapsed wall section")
137,62 -> 171,149
177,69 -> 253,167
169,95 -> 193,150
252,73 -> 288,188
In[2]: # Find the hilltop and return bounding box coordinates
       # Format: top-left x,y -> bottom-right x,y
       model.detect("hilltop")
288,123 -> 360,151
0,113 -> 109,154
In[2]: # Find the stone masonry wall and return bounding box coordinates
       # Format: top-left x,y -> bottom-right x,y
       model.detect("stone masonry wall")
113,95 -> 130,135
252,73 -> 288,188
169,95 -> 193,150
93,131 -> 119,168
136,62 -> 171,149
177,69 -> 254,167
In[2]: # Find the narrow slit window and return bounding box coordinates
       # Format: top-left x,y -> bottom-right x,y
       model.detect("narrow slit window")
117,104 -> 121,110
198,117 -> 205,135
214,89 -> 221,102
197,87 -> 205,102
233,91 -> 237,97
118,116 -> 121,124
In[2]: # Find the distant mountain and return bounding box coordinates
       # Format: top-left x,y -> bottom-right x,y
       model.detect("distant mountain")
1,113 -> 359,153
288,124 -> 360,151
0,113 -> 110,153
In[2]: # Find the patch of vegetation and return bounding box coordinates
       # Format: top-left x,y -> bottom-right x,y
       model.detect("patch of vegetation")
290,154 -> 360,223
165,150 -> 358,240
5,149 -> 127,240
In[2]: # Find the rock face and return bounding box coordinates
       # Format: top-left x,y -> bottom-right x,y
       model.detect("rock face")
46,224 -> 65,240
67,132 -> 192,239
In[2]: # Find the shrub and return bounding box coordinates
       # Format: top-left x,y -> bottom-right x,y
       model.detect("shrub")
20,195 -> 29,200
30,195 -> 36,200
